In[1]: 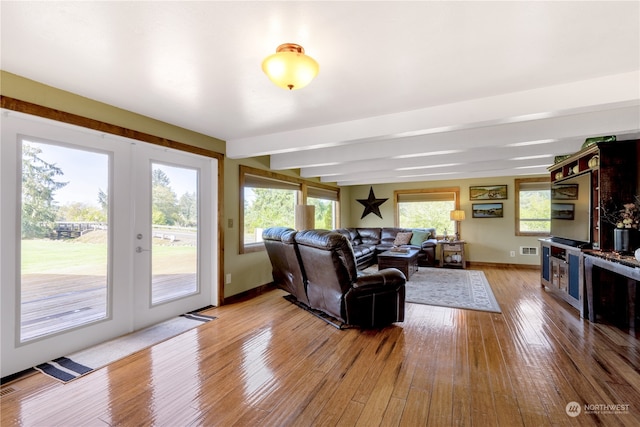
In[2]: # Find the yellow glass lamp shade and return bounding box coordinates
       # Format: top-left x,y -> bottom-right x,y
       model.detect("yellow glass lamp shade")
262,43 -> 319,90
450,210 -> 466,221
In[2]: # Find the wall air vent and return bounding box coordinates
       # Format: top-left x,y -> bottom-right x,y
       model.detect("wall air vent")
520,247 -> 538,256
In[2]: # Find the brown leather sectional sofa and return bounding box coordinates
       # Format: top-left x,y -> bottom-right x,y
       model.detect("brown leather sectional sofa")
263,227 -> 406,328
334,227 -> 438,269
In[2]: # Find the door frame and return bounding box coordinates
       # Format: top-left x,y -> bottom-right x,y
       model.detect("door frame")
0,102 -> 224,377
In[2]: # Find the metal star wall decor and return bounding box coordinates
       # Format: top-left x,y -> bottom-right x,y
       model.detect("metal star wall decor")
357,186 -> 388,219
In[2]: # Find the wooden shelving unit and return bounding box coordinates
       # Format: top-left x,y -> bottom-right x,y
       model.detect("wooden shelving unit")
542,138 -> 639,316
548,139 -> 639,251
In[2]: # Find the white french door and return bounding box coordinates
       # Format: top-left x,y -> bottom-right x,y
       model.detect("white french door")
131,144 -> 215,330
1,110 -> 218,377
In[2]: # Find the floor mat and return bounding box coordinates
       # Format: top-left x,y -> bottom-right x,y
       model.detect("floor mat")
35,312 -> 216,382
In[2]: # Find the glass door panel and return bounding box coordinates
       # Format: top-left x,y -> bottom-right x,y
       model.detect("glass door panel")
20,140 -> 109,341
151,163 -> 198,304
133,145 -> 215,330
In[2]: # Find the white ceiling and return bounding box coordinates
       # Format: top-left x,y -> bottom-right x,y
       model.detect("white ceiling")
2,1 -> 639,186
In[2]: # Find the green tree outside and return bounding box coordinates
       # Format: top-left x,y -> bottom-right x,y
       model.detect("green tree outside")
244,188 -> 296,242
308,197 -> 334,229
57,202 -> 106,223
97,188 -> 108,217
179,192 -> 197,227
152,168 -> 179,226
21,143 -> 68,238
519,190 -> 550,232
399,201 -> 455,236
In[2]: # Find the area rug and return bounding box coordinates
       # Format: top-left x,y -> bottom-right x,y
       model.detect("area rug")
35,312 -> 216,383
365,266 -> 501,313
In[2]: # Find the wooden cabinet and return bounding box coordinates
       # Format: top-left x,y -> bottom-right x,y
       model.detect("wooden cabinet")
544,138 -> 638,324
584,253 -> 640,330
540,239 -> 585,316
549,139 -> 639,251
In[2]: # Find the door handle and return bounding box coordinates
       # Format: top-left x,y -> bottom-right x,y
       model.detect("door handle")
136,246 -> 151,253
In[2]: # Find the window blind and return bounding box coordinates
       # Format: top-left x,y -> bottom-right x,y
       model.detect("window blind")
397,192 -> 456,202
307,186 -> 339,201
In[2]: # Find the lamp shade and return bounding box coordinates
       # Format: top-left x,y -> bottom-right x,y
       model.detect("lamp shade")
450,210 -> 466,221
262,43 -> 319,90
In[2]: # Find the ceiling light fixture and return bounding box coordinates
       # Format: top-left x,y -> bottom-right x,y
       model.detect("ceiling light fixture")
262,43 -> 319,90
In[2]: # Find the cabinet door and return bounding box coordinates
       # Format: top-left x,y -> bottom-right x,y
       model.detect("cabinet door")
542,245 -> 550,282
558,262 -> 568,292
568,253 -> 581,300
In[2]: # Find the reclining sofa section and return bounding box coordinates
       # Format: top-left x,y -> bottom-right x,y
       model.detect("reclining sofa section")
262,227 -> 406,328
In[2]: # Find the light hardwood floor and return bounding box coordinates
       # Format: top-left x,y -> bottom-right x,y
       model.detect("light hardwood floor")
2,265 -> 639,426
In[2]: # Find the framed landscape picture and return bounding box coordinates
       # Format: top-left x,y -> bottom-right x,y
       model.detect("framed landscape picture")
551,203 -> 575,220
551,184 -> 578,200
472,203 -> 504,218
469,185 -> 507,200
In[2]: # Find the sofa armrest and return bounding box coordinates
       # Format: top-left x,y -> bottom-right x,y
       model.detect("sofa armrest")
421,238 -> 437,249
353,268 -> 406,290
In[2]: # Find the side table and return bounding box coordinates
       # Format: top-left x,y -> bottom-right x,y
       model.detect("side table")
438,240 -> 467,269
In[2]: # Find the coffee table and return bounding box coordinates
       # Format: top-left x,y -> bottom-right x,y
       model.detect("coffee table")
377,249 -> 419,280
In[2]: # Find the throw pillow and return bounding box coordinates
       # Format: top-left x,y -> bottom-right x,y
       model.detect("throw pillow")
410,230 -> 430,246
393,232 -> 413,246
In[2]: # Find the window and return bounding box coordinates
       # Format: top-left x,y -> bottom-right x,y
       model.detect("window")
307,186 -> 339,230
240,166 -> 339,253
395,188 -> 460,237
20,139 -> 109,341
515,178 -> 550,236
150,163 -> 199,305
241,171 -> 299,251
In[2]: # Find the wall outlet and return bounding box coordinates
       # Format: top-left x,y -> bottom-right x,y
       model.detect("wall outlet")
228,218 -> 233,228
225,273 -> 232,284
510,251 -> 516,257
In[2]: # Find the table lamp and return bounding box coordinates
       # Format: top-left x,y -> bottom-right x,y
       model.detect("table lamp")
450,209 -> 466,241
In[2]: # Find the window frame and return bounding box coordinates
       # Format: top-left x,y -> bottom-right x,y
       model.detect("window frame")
239,165 -> 340,253
515,177 -> 551,237
394,187 -> 460,237
307,184 -> 340,230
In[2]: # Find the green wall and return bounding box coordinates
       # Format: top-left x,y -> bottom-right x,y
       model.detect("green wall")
2,71 -> 542,302
347,179 -> 545,266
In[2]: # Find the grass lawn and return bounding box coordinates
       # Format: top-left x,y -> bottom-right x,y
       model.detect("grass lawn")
22,239 -> 196,275
22,239 -> 108,275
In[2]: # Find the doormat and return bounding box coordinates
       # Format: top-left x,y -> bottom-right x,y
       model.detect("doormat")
35,312 -> 216,383
364,266 -> 501,313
